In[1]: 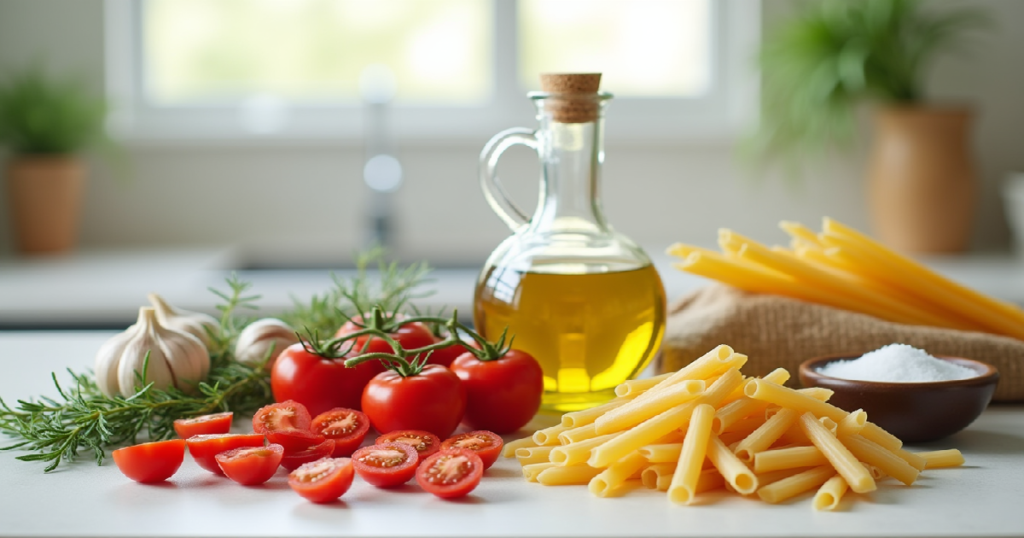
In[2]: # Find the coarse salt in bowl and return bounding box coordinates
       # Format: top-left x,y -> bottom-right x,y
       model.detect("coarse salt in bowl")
799,345 -> 999,442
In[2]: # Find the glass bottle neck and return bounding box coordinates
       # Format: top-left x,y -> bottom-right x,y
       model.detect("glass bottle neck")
532,105 -> 609,235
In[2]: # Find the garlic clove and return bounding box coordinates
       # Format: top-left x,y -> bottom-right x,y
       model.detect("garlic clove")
94,321 -> 141,397
116,308 -> 177,397
234,318 -> 300,367
148,292 -> 220,348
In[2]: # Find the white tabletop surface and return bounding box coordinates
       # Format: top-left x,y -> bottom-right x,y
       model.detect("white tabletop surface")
1,332 -> 1023,538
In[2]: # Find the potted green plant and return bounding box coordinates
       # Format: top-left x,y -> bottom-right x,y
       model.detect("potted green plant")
0,69 -> 108,253
753,0 -> 987,253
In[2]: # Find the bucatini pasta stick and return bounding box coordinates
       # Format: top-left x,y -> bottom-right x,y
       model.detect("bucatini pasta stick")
668,404 -> 716,504
919,449 -> 965,469
561,398 -> 630,428
707,434 -> 758,495
596,380 -> 706,434
744,379 -> 902,451
799,413 -> 876,494
588,368 -> 744,469
734,408 -> 799,462
589,451 -> 649,498
838,434 -> 920,486
754,446 -> 829,474
812,475 -> 849,511
757,465 -> 837,504
503,436 -> 538,458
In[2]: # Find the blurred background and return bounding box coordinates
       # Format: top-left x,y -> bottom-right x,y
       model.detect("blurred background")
0,0 -> 1022,328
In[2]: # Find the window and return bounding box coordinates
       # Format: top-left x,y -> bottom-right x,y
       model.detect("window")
105,0 -> 759,143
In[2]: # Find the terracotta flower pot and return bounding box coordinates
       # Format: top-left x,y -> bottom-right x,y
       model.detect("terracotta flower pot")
866,106 -> 977,253
6,156 -> 85,253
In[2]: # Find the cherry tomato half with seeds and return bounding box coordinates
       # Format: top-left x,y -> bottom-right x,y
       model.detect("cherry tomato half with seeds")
361,365 -> 466,439
281,439 -> 336,472
375,430 -> 441,460
440,431 -> 503,470
351,442 -> 419,488
288,457 -> 355,504
173,412 -> 233,439
311,408 -> 371,457
266,429 -> 325,453
215,444 -> 284,486
450,349 -> 543,434
186,433 -> 267,474
271,343 -> 382,416
252,400 -> 312,435
415,448 -> 484,499
112,439 -> 186,483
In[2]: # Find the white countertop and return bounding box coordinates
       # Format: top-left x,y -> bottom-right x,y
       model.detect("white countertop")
3,247 -> 1024,330
1,332 -> 1023,538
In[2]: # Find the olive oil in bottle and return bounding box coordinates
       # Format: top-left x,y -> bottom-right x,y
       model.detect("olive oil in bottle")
474,263 -> 666,412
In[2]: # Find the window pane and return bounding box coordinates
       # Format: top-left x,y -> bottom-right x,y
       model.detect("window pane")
518,0 -> 711,97
144,0 -> 493,104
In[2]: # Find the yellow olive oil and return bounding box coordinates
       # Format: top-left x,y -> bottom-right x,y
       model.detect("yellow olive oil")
473,264 -> 666,412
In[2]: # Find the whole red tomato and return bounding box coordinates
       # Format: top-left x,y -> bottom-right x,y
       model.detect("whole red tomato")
335,314 -> 436,356
271,342 -> 383,416
361,365 -> 466,439
450,349 -> 543,434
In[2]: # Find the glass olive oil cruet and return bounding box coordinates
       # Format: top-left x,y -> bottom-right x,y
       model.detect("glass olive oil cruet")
474,73 -> 666,413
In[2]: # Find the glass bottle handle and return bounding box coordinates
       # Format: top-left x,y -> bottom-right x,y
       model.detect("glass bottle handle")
479,127 -> 539,231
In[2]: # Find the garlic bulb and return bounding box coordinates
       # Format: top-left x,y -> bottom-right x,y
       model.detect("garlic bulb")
95,307 -> 211,398
148,292 -> 220,348
234,318 -> 299,367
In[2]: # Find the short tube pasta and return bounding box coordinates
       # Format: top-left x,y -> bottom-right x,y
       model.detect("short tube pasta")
813,475 -> 849,511
589,451 -> 649,498
550,433 -> 619,466
734,408 -> 799,462
503,436 -> 538,458
559,423 -> 599,445
668,403 -> 716,504
561,399 -> 629,428
707,435 -> 758,495
837,409 -> 867,437
799,413 -> 876,494
754,446 -> 829,474
536,465 -> 602,486
596,379 -> 705,435
533,423 -> 570,446
839,434 -> 920,486
757,465 -> 836,504
639,443 -> 684,463
919,449 -> 965,469
522,462 -> 557,482
516,446 -> 555,466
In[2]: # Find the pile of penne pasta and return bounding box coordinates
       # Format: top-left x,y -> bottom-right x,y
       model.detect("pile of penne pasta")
668,218 -> 1024,341
505,345 -> 965,510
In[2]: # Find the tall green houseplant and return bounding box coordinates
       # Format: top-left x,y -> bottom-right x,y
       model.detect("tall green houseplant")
755,0 -> 987,253
0,69 -> 108,254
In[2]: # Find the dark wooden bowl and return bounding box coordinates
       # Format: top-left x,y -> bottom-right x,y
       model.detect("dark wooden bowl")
798,355 -> 999,443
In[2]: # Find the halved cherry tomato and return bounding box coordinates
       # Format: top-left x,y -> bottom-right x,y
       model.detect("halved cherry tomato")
375,430 -> 441,460
288,457 -> 355,504
266,429 -> 326,453
450,349 -> 543,434
186,433 -> 267,474
311,408 -> 371,457
112,439 -> 186,483
415,448 -> 484,499
440,431 -> 503,470
173,412 -> 233,439
351,442 -> 419,488
281,439 -> 336,472
361,365 -> 466,439
252,400 -> 312,435
215,444 -> 284,486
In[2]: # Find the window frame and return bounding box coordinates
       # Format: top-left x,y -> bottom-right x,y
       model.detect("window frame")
104,0 -> 759,146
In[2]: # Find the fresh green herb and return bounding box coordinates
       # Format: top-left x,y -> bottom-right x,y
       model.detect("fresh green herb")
0,67 -> 108,155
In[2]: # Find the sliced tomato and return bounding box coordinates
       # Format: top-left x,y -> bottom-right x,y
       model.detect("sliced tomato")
351,442 -> 419,488
311,408 -> 371,457
440,431 -> 503,470
288,457 -> 355,504
252,400 -> 312,435
415,448 -> 484,499
266,429 -> 326,453
173,412 -> 233,439
215,444 -> 284,486
112,439 -> 186,483
186,433 -> 267,474
375,430 -> 441,460
280,439 -> 336,472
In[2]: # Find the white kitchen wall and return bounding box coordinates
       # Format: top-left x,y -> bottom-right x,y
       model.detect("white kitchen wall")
0,0 -> 1021,265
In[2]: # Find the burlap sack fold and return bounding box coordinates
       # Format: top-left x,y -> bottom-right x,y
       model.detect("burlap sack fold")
662,284 -> 1023,402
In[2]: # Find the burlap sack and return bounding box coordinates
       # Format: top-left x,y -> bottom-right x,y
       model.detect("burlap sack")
661,284 -> 1023,402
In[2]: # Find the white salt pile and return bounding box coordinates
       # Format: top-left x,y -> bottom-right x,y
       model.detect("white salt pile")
818,344 -> 977,383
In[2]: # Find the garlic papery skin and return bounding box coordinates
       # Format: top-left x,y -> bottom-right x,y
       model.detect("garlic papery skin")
234,318 -> 299,367
148,292 -> 220,348
94,307 -> 211,398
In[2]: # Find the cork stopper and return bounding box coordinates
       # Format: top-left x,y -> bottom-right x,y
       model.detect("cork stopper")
538,73 -> 603,123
